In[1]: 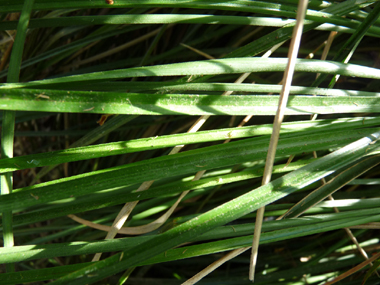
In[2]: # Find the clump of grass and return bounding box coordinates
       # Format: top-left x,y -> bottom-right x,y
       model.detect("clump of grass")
1,1 -> 380,284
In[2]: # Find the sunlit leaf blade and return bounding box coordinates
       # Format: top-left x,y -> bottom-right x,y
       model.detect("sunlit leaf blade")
0,13 -> 379,34
2,58 -> 380,89
1,0 -> 35,274
2,88 -> 380,115
62,81 -> 380,96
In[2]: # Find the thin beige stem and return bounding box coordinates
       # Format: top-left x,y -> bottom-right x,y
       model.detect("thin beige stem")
69,192 -> 188,236
62,40 -> 100,68
72,170 -> 208,234
180,43 -> 215,59
249,206 -> 265,280
249,0 -> 308,280
315,31 -> 337,78
349,223 -> 380,229
170,118 -> 198,134
181,247 -> 250,285
92,181 -> 153,261
232,27 -> 264,48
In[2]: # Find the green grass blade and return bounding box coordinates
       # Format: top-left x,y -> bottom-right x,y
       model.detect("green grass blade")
0,15 -> 297,30
0,0 -> 330,15
1,0 -> 35,273
2,13 -> 379,35
2,89 -> 380,115
2,58 -> 380,89
64,81 -> 380,97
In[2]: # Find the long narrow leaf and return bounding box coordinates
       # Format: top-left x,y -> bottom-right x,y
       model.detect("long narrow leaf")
1,0 -> 35,273
1,90 -> 380,115
2,58 -> 380,89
